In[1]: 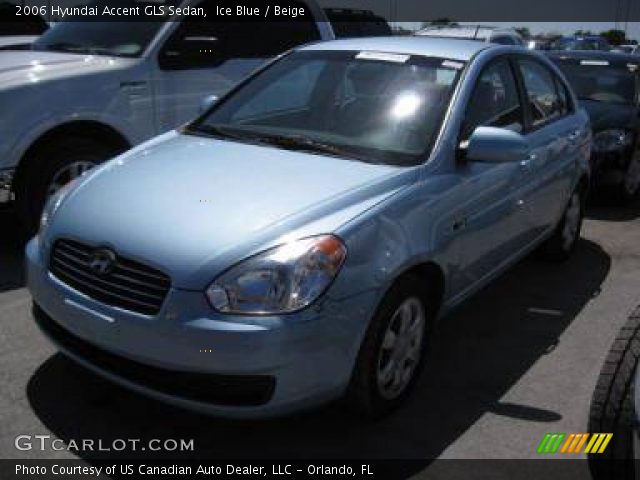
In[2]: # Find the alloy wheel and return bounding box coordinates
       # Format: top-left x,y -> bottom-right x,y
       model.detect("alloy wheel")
562,192 -> 582,251
46,161 -> 96,198
376,297 -> 425,400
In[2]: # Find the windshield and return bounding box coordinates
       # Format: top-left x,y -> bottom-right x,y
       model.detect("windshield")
33,0 -> 171,57
556,62 -> 639,105
189,50 -> 463,166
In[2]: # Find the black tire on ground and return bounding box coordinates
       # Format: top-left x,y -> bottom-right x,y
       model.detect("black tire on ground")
344,274 -> 439,418
618,157 -> 640,206
538,185 -> 585,262
588,305 -> 640,480
15,137 -> 119,234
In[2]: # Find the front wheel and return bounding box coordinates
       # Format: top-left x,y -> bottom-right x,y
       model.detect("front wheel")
538,187 -> 584,262
588,305 -> 640,480
345,275 -> 436,418
16,138 -> 118,234
619,154 -> 640,205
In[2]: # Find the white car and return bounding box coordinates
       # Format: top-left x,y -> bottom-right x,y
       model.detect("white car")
415,25 -> 524,46
0,1 -> 333,228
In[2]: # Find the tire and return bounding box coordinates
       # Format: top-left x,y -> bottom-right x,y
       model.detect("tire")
588,305 -> 640,480
16,137 -> 118,234
538,186 -> 585,262
618,154 -> 640,206
345,274 -> 438,418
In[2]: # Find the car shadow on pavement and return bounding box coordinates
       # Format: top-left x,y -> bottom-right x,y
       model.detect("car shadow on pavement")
26,238 -> 611,471
0,209 -> 27,292
585,194 -> 640,222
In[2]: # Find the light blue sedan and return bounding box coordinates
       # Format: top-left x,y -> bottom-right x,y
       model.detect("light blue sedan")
27,37 -> 591,418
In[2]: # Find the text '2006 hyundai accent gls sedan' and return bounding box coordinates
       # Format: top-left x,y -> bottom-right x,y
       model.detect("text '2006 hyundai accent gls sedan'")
27,37 -> 591,418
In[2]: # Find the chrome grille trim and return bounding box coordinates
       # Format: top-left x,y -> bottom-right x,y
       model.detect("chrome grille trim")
50,239 -> 171,316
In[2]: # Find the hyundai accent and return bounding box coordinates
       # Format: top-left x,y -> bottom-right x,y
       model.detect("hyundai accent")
27,37 -> 591,417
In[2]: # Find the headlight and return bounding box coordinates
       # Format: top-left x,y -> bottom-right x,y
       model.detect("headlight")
592,129 -> 633,153
206,235 -> 347,315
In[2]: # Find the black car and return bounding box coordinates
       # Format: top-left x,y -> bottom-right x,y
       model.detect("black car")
323,8 -> 392,38
547,51 -> 640,203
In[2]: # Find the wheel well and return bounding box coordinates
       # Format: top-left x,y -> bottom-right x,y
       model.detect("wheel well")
578,174 -> 590,199
13,121 -> 131,194
396,261 -> 446,317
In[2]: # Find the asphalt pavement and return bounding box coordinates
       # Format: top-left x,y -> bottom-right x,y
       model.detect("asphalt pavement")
0,200 -> 639,470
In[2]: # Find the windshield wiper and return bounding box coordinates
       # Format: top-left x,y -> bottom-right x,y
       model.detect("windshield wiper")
577,96 -> 605,103
187,125 -> 372,163
186,124 -> 257,142
246,133 -> 366,161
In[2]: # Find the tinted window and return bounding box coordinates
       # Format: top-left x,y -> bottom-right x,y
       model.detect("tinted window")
34,21 -> 162,57
463,59 -> 524,139
518,59 -> 563,127
491,35 -> 515,45
325,10 -> 392,38
160,1 -> 319,70
554,61 -> 638,105
192,51 -> 463,166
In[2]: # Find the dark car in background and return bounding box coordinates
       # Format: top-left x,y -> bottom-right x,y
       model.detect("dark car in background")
323,8 -> 391,38
550,35 -> 611,51
548,51 -> 640,203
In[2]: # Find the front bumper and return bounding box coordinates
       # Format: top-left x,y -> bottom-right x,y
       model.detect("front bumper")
26,238 -> 376,418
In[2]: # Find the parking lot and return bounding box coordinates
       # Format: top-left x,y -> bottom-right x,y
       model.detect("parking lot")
0,199 -> 639,467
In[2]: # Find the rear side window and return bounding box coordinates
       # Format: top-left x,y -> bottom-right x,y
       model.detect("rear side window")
517,59 -> 564,127
463,58 -> 524,139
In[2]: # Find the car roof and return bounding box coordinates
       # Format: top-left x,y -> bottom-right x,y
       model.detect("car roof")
299,36 -> 491,62
546,50 -> 640,66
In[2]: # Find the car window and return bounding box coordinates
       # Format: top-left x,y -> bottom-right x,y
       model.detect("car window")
554,61 -> 638,106
159,0 -> 319,70
518,58 -> 564,127
491,35 -> 515,45
193,50 -> 464,166
231,60 -> 325,120
463,58 -> 524,140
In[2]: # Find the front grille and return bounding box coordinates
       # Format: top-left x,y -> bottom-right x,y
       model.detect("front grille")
33,303 -> 276,406
49,239 -> 171,316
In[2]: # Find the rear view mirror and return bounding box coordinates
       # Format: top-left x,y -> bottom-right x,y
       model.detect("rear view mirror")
466,126 -> 529,163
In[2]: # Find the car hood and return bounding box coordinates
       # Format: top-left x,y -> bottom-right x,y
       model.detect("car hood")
49,131 -> 412,289
0,50 -> 130,90
581,99 -> 638,132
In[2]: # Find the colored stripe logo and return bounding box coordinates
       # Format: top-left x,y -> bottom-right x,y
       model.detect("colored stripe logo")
537,433 -> 612,454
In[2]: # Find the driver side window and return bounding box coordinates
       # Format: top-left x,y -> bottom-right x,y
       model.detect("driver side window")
462,58 -> 524,141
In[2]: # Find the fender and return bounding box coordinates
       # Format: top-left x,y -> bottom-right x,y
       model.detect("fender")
6,111 -> 141,171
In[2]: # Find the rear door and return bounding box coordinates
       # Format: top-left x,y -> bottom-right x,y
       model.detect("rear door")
451,56 -> 529,291
514,56 -> 584,239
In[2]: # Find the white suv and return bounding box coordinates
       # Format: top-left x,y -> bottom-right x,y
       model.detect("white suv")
0,0 -> 333,228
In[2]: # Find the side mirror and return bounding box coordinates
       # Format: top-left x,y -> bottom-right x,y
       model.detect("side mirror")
199,94 -> 219,114
466,126 -> 529,163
